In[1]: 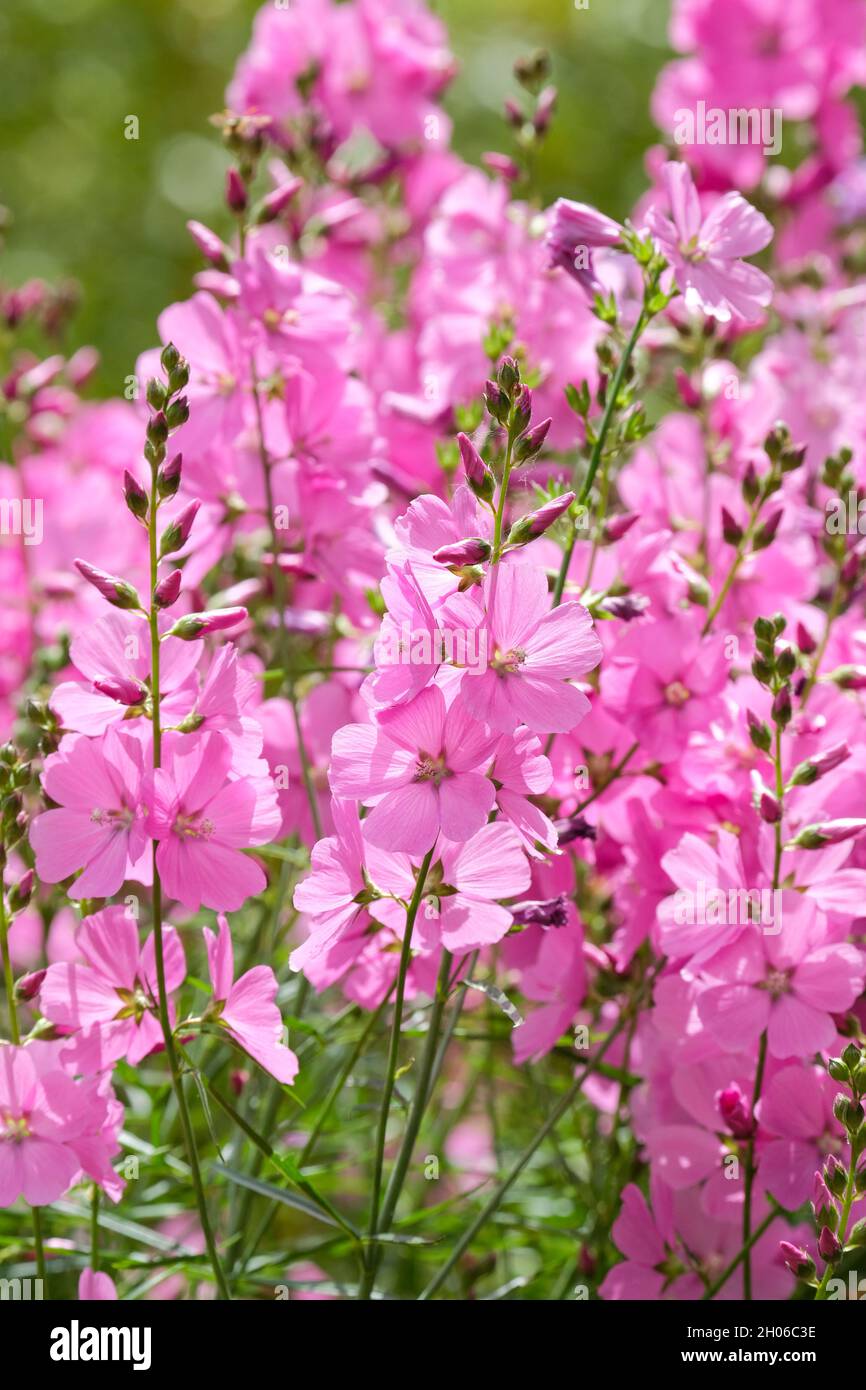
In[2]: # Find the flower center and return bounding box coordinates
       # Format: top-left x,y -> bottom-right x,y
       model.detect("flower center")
1,1111 -> 30,1143
414,751 -> 450,786
90,806 -> 134,829
664,680 -> 691,707
492,646 -> 526,674
760,968 -> 791,1000
173,813 -> 215,839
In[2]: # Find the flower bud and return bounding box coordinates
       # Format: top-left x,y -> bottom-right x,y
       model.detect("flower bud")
789,741 -> 851,786
829,664 -> 866,690
721,506 -> 743,546
484,379 -> 510,424
752,507 -> 783,551
160,342 -> 180,374
165,395 -> 189,429
513,417 -> 552,462
74,559 -> 141,611
818,1225 -> 842,1263
602,512 -> 638,544
759,791 -> 782,823
457,432 -> 495,504
432,537 -> 492,567
741,460 -> 760,504
795,621 -> 816,655
226,168 -> 247,213
510,383 -> 532,435
481,152 -> 520,182
510,894 -> 568,928
146,378 -> 167,411
167,607 -> 247,640
7,868 -> 34,915
553,813 -> 597,844
778,1241 -> 816,1281
506,491 -> 575,546
746,709 -> 772,753
497,356 -> 520,396
187,219 -> 231,269
93,675 -> 148,706
718,1084 -> 753,1139
533,84 -> 557,134
15,968 -> 46,1002
788,818 -> 866,849
157,452 -> 183,499
154,569 -> 182,610
123,469 -> 148,523
159,499 -> 200,558
812,1171 -> 838,1229
771,685 -> 791,727
825,1153 -> 848,1198
254,176 -> 303,224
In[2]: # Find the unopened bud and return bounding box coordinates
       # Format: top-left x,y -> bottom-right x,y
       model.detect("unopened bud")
506,491 -> 575,546
93,676 -> 148,706
74,560 -> 141,611
167,607 -> 247,640
226,168 -> 247,213
154,569 -> 183,610
159,499 -> 200,559
789,742 -> 851,786
157,452 -> 183,499
123,469 -> 148,523
432,537 -> 492,567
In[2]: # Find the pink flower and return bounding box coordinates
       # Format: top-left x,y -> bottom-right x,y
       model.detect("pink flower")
490,729 -> 557,857
144,731 -> 281,911
0,1042 -> 122,1207
51,610 -> 202,736
604,615 -> 729,762
30,727 -> 151,898
760,1063 -> 843,1210
646,162 -> 774,322
329,686 -> 497,855
460,564 -> 602,734
696,899 -> 864,1059
512,923 -> 586,1064
39,906 -> 186,1073
78,1270 -> 118,1300
203,915 -> 298,1084
414,822 -> 532,952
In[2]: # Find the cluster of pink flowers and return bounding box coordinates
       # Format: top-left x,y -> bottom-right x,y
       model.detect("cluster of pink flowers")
1,0 -> 865,1304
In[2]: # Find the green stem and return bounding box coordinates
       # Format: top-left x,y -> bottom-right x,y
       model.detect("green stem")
551,309 -> 647,608
0,890 -> 20,1044
300,987 -> 395,1167
491,429 -> 516,562
367,949 -> 452,1289
418,1004 -> 636,1300
801,573 -> 843,708
701,1204 -> 779,1300
741,1028 -> 767,1301
358,846 -> 434,1298
32,1205 -> 46,1283
90,1186 -> 100,1271
147,448 -> 231,1302
701,497 -> 763,636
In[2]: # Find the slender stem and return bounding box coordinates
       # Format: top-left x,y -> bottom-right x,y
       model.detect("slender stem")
0,890 -> 20,1044
418,1004 -> 635,1300
358,847 -> 434,1299
289,687 -> 323,841
90,1186 -> 100,1271
32,1206 -> 46,1282
300,987 -> 395,1167
492,429 -> 516,563
801,573 -> 843,708
701,497 -> 762,636
368,949 -> 452,1288
741,1029 -> 767,1301
551,310 -> 647,608
701,1205 -> 779,1299
147,446 -> 231,1302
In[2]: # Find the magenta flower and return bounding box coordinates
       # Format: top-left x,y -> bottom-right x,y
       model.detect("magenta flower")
78,1270 -> 119,1300
413,822 -> 532,952
460,564 -> 602,734
203,915 -> 298,1084
144,731 -> 281,911
696,899 -> 865,1059
30,727 -> 151,898
39,906 -> 186,1073
329,686 -> 497,855
0,1042 -> 122,1207
646,161 -> 774,322
51,610 -> 202,736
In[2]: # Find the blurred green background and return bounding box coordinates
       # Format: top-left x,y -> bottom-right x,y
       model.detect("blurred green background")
0,0 -> 669,393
